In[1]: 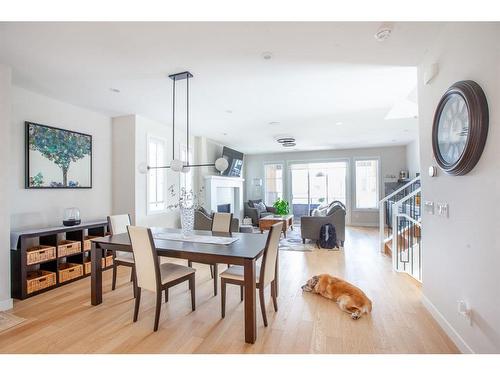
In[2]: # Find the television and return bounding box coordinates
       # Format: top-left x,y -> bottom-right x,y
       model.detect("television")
221,146 -> 244,177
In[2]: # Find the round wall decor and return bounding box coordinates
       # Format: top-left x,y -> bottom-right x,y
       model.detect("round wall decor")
432,80 -> 489,175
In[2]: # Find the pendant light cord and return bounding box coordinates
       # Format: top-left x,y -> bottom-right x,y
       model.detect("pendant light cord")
186,74 -> 189,165
172,76 -> 176,160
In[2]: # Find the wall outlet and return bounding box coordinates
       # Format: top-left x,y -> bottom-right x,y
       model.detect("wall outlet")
457,300 -> 472,325
437,202 -> 449,218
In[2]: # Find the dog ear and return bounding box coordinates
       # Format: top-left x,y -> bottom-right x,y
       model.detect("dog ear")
311,275 -> 319,286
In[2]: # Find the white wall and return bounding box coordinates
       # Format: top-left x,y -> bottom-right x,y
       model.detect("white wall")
405,140 -> 421,178
418,23 -> 500,353
244,145 -> 407,226
112,115 -> 136,222
0,65 -> 12,310
9,87 -> 112,229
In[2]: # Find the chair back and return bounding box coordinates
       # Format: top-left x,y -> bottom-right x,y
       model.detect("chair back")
211,212 -> 233,233
259,222 -> 283,287
107,214 -> 131,234
127,226 -> 160,292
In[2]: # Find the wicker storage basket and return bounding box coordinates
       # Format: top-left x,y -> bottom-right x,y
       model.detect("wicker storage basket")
83,236 -> 99,251
58,240 -> 81,257
27,270 -> 56,294
58,263 -> 83,283
105,252 -> 114,267
26,245 -> 57,265
83,253 -> 113,274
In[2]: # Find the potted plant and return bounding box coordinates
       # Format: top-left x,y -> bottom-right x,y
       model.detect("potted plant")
273,198 -> 290,215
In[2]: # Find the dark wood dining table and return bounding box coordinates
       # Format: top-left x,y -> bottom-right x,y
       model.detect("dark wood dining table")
90,227 -> 273,344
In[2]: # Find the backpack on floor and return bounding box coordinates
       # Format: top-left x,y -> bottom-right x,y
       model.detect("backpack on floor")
319,223 -> 337,249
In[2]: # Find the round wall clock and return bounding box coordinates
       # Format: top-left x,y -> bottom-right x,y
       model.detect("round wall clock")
432,80 -> 489,175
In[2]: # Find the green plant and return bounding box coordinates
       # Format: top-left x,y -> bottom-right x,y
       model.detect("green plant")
273,198 -> 290,215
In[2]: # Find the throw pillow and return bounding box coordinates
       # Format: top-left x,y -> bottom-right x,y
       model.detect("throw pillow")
254,201 -> 267,212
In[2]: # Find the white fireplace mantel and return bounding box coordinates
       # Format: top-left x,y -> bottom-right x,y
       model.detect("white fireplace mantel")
204,175 -> 245,220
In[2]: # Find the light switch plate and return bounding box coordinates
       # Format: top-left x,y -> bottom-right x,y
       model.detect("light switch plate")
437,202 -> 449,218
424,201 -> 434,215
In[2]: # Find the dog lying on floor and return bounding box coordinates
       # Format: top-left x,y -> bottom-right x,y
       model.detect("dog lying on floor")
302,274 -> 372,320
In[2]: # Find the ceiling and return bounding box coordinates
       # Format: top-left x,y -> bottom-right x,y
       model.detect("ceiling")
0,22 -> 443,154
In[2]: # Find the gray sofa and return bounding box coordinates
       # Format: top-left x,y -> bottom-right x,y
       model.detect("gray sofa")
194,208 -> 240,232
300,201 -> 346,246
243,199 -> 277,226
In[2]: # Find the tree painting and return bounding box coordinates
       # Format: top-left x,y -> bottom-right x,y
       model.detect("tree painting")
28,123 -> 91,187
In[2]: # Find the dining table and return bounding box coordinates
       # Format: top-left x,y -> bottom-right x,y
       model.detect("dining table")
90,227 -> 274,344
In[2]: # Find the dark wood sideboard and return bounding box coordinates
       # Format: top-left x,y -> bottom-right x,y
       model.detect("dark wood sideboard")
11,220 -> 110,300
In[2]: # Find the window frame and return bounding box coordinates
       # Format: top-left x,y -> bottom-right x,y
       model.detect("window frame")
353,157 -> 380,211
146,134 -> 168,215
263,162 -> 285,206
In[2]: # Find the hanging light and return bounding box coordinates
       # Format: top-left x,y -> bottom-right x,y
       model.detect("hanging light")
139,71 -> 229,174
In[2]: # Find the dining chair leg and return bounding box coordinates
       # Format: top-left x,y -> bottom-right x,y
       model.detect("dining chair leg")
133,287 -> 141,322
259,288 -> 268,327
240,285 -> 244,301
188,260 -> 193,267
221,280 -> 226,318
165,288 -> 169,302
130,270 -> 134,282
154,289 -> 162,332
271,281 -> 278,312
132,268 -> 137,298
189,276 -> 196,311
213,264 -> 218,296
210,264 -> 214,279
112,264 -> 117,291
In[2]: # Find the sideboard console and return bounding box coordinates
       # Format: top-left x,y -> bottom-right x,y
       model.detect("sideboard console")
10,220 -> 110,300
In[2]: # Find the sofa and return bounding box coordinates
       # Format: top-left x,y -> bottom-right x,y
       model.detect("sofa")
300,201 -> 346,246
194,208 -> 240,232
243,199 -> 277,226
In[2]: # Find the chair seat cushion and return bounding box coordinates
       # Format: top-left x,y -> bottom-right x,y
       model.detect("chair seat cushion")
160,263 -> 195,285
115,252 -> 135,264
220,264 -> 261,283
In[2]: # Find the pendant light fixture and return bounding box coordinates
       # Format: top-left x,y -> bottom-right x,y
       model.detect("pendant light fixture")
139,71 -> 229,174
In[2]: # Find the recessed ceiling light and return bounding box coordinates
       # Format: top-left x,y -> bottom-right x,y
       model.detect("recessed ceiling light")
335,121 -> 343,126
391,139 -> 397,142
262,51 -> 273,60
268,121 -> 280,125
110,88 -> 121,93
225,110 -> 233,114
223,133 -> 228,136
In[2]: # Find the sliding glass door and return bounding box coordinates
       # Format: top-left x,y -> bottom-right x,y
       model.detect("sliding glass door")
290,161 -> 348,220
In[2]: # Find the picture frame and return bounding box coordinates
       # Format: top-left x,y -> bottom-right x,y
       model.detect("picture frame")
25,121 -> 93,189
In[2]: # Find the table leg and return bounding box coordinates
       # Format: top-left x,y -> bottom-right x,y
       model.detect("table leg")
243,258 -> 257,344
91,242 -> 103,305
275,249 -> 279,297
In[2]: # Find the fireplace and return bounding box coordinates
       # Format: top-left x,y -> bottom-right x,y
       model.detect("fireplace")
217,204 -> 231,213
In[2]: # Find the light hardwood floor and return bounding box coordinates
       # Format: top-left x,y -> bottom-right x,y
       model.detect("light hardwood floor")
0,227 -> 458,353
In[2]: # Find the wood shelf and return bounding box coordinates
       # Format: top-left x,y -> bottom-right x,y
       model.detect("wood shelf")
11,220 -> 109,300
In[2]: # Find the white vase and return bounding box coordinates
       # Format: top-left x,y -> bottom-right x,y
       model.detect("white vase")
180,207 -> 195,236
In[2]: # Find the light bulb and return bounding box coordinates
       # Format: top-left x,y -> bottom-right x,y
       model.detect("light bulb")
170,159 -> 184,172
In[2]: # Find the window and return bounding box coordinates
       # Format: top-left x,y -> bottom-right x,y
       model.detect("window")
180,144 -> 193,193
148,136 -> 166,213
355,159 -> 379,209
264,163 -> 283,205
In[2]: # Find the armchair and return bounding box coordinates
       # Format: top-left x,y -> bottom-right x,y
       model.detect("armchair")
244,199 -> 277,226
300,201 -> 346,246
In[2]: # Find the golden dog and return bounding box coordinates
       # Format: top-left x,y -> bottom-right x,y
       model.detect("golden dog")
302,274 -> 372,319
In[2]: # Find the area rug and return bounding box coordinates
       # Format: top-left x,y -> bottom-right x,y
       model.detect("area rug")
0,312 -> 25,333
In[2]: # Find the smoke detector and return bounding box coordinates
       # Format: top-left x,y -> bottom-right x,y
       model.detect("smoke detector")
374,23 -> 393,42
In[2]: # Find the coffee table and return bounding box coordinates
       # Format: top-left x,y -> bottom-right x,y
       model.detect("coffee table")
259,214 -> 294,238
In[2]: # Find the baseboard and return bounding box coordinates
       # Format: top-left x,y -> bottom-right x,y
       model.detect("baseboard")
347,223 -> 378,228
422,294 -> 474,354
0,298 -> 13,311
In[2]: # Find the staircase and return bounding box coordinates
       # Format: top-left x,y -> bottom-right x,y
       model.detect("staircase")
379,176 -> 422,281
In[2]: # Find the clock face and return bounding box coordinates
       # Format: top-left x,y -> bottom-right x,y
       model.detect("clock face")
436,93 -> 469,165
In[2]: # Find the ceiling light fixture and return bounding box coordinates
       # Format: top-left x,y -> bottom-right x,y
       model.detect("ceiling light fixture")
138,71 -> 228,174
262,51 -> 273,60
276,136 -> 296,148
109,88 -> 121,93
374,23 -> 393,42
268,121 -> 280,125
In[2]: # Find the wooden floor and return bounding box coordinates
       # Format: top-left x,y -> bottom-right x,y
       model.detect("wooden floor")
0,227 -> 458,354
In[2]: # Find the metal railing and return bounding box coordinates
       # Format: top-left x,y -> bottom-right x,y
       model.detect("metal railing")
379,177 -> 422,281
